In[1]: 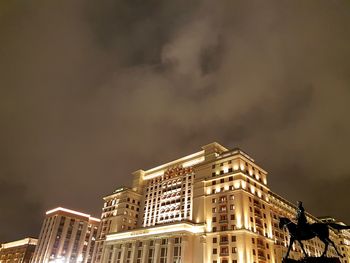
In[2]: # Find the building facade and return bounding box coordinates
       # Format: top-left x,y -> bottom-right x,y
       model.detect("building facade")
31,207 -> 100,263
97,142 -> 350,263
0,237 -> 37,263
93,188 -> 142,262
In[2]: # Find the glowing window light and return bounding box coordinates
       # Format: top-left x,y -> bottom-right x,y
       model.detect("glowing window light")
223,166 -> 228,173
233,164 -> 239,170
240,164 -> 245,170
250,187 -> 255,194
234,181 -> 240,189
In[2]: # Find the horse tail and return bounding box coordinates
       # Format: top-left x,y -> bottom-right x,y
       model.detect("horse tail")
326,223 -> 350,230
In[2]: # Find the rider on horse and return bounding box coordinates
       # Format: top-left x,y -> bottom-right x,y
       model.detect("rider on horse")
296,201 -> 308,229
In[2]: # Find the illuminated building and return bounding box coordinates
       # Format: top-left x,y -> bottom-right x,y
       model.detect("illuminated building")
0,237 -> 37,263
31,207 -> 100,263
92,188 -> 142,263
96,142 -> 349,263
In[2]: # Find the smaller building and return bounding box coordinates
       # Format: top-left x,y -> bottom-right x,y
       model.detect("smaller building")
31,207 -> 100,263
0,237 -> 37,263
92,187 -> 141,263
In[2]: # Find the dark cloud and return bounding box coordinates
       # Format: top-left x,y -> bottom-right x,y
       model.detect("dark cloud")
0,0 -> 350,242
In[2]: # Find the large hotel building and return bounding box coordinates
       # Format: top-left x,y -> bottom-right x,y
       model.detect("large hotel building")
92,142 -> 350,263
31,207 -> 100,263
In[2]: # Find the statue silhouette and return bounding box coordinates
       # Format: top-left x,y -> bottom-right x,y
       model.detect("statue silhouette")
279,201 -> 350,260
296,201 -> 308,228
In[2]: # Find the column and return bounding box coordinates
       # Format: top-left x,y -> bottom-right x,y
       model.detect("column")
120,244 -> 127,263
101,245 -> 111,263
141,241 -> 149,263
200,235 -> 207,263
180,236 -> 189,262
110,245 -> 118,263
166,238 -> 174,263
153,239 -> 161,263
130,242 -> 137,263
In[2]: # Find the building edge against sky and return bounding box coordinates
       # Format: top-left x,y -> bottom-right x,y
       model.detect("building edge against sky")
0,237 -> 37,263
92,142 -> 350,263
31,207 -> 100,263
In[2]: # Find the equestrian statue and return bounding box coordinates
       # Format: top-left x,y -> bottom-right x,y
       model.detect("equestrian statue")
279,201 -> 350,262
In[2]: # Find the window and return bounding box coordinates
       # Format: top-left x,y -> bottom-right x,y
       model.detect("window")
218,213 -> 227,222
220,235 -> 228,243
231,236 -> 236,242
221,247 -> 229,255
213,248 -> 217,254
219,206 -> 227,212
220,196 -> 227,203
213,237 -> 217,243
232,247 -> 237,253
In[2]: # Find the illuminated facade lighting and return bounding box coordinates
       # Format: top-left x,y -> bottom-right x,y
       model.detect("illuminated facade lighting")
31,207 -> 99,263
93,142 -> 350,263
0,237 -> 37,262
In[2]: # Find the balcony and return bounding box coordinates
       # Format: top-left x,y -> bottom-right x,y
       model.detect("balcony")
220,252 -> 229,256
253,202 -> 262,208
257,242 -> 265,249
255,221 -> 263,228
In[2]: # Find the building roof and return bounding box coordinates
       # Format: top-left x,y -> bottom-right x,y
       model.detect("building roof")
1,237 -> 37,249
45,207 -> 100,223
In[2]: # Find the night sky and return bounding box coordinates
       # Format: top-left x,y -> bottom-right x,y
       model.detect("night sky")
1,0 -> 350,242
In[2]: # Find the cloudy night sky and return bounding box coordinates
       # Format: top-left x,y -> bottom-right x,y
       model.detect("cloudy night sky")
1,0 -> 350,242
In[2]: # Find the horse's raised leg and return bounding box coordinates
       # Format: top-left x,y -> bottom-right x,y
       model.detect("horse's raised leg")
297,240 -> 308,258
285,238 -> 294,259
326,238 -> 343,258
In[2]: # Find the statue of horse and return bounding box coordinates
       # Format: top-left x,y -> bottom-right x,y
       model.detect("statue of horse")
279,217 -> 350,259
